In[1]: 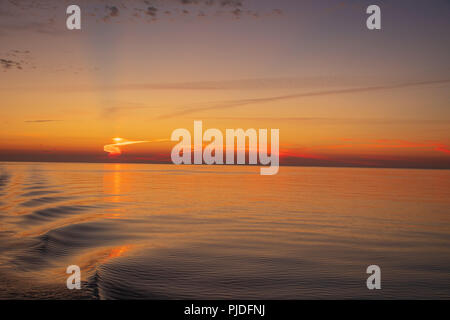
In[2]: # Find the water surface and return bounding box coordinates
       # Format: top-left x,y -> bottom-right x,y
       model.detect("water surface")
0,162 -> 449,299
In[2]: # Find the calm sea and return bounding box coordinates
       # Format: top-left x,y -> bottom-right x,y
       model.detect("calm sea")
0,162 -> 449,299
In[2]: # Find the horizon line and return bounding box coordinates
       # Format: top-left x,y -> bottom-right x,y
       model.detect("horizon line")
0,159 -> 449,171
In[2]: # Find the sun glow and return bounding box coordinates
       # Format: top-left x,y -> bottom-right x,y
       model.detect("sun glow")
104,138 -> 149,157
103,137 -> 170,157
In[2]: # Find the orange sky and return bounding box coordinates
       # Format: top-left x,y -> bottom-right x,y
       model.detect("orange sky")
0,0 -> 449,168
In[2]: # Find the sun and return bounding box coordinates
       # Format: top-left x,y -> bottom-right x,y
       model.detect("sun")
113,137 -> 124,143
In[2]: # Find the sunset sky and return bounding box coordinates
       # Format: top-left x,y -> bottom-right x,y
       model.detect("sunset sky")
1,0 -> 449,168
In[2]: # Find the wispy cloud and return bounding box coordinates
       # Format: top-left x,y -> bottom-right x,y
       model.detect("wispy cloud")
159,78 -> 450,119
0,76 -> 366,92
102,106 -> 149,119
111,77 -> 349,91
100,100 -> 161,119
25,119 -> 61,123
198,116 -> 450,126
322,139 -> 450,156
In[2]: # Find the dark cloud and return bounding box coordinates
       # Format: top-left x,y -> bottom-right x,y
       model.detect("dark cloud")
0,58 -> 22,70
0,49 -> 34,71
146,6 -> 158,17
108,6 -> 119,17
179,0 -> 242,6
231,8 -> 241,17
103,5 -> 120,21
104,0 -> 248,22
1,0 -> 282,29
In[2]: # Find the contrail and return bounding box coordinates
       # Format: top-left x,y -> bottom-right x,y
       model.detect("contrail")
159,78 -> 450,119
104,138 -> 169,156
